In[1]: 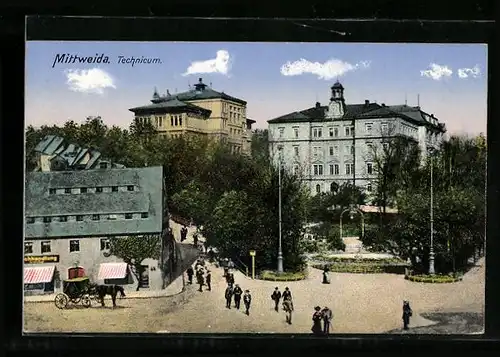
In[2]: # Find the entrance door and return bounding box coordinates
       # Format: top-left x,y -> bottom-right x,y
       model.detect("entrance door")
139,265 -> 149,288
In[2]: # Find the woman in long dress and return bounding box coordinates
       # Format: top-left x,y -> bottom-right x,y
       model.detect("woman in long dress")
311,306 -> 323,335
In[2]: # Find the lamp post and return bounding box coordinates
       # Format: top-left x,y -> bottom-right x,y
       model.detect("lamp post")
428,147 -> 436,275
277,146 -> 284,273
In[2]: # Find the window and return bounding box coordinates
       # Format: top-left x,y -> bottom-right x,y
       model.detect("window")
345,163 -> 354,175
279,127 -> 285,138
329,127 -> 334,137
41,241 -> 51,253
329,164 -> 334,175
330,183 -> 338,192
344,145 -> 351,154
127,185 -> 135,191
334,145 -> 339,155
59,216 -> 67,222
293,146 -> 299,156
367,162 -> 373,174
80,187 -> 87,193
334,127 -> 339,137
43,217 -> 52,223
334,164 -> 339,175
69,240 -> 80,252
313,164 -> 323,176
76,215 -> 84,221
111,186 -> 118,192
125,213 -> 133,219
367,183 -> 373,192
91,214 -> 100,221
293,127 -> 299,138
96,187 -> 103,193
381,123 -> 388,132
174,117 -> 178,126
100,162 -> 108,169
382,142 -> 389,151
141,212 -> 149,218
26,217 -> 35,224
315,184 -> 321,194
64,188 -> 71,194
350,146 -> 355,155
329,146 -> 334,156
100,238 -> 110,251
312,127 -> 322,138
49,188 -> 56,195
170,117 -> 174,126
345,126 -> 352,136
365,123 -> 373,133
366,143 -> 373,153
25,242 -> 33,254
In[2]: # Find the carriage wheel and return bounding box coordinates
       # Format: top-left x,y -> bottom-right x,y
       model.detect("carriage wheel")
54,293 -> 68,309
81,295 -> 92,308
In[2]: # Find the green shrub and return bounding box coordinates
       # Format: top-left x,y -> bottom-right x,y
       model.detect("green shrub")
405,274 -> 462,283
312,259 -> 410,274
259,270 -> 308,281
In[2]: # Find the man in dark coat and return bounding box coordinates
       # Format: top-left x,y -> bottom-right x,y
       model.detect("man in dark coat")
402,300 -> 413,330
321,306 -> 333,334
197,272 -> 205,292
271,287 -> 282,312
233,284 -> 243,309
186,266 -> 194,284
180,226 -> 188,242
225,285 -> 233,309
282,287 -> 292,301
243,289 -> 252,315
205,270 -> 212,291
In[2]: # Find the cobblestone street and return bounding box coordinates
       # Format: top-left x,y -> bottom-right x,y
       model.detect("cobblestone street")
24,259 -> 484,334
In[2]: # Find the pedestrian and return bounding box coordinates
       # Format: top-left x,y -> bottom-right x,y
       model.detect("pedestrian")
322,270 -> 330,284
229,273 -> 235,286
205,270 -> 211,291
225,285 -> 233,309
243,289 -> 252,315
321,306 -> 333,335
282,287 -> 292,301
271,287 -> 282,312
198,272 -> 205,292
233,284 -> 243,309
402,300 -> 413,330
180,225 -> 188,242
311,306 -> 323,335
186,266 -> 194,284
228,259 -> 235,271
283,298 -> 294,324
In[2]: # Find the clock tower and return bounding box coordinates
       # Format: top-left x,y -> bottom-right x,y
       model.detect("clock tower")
326,80 -> 346,119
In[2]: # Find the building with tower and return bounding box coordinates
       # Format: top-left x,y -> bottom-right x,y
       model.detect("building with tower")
267,81 -> 447,196
129,78 -> 256,155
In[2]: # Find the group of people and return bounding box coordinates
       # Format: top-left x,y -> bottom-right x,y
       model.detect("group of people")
186,259 -> 211,292
311,306 -> 334,335
271,287 -> 294,324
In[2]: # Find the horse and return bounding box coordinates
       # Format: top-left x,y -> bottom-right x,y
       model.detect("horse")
90,283 -> 126,308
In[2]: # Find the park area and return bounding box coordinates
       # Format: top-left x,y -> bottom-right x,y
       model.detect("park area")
23,258 -> 484,334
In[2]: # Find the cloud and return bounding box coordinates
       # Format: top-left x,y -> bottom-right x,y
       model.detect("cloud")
65,68 -> 116,94
420,63 -> 453,80
182,50 -> 231,76
457,65 -> 481,79
279,58 -> 370,80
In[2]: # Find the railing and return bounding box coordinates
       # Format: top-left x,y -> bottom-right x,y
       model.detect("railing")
233,257 -> 249,277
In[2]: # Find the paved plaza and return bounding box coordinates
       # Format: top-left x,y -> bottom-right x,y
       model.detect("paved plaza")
23,258 -> 484,334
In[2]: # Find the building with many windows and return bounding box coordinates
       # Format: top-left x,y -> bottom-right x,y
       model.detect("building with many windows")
23,167 -> 167,295
129,78 -> 256,154
267,81 -> 446,196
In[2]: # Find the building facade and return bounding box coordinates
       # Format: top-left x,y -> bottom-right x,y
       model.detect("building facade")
24,167 -> 165,295
267,82 -> 446,196
129,78 -> 256,154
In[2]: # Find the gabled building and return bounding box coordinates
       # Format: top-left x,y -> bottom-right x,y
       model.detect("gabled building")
129,78 -> 256,155
267,81 -> 446,196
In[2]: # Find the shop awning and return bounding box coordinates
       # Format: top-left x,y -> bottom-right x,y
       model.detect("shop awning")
24,265 -> 56,284
98,262 -> 128,280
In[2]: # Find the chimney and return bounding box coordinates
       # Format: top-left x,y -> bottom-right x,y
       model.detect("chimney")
382,103 -> 386,107
364,99 -> 369,106
315,102 -> 321,108
198,78 -> 203,83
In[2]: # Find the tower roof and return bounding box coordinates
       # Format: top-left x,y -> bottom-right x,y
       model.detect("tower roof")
331,81 -> 344,89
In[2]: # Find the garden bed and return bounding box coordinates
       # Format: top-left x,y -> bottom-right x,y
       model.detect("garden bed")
259,270 -> 308,281
405,274 -> 462,283
312,256 -> 410,274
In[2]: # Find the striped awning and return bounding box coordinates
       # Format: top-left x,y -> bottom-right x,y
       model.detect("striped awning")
24,265 -> 56,284
98,263 -> 128,280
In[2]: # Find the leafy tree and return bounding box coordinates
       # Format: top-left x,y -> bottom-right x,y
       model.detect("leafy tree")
310,223 -> 346,251
109,235 -> 162,291
251,129 -> 270,164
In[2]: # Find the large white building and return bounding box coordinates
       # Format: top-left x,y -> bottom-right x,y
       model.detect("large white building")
267,81 -> 446,196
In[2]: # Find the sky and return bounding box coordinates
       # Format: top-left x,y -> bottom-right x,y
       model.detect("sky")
26,42 -> 488,136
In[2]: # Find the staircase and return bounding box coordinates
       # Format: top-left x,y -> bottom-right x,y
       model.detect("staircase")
342,237 -> 364,254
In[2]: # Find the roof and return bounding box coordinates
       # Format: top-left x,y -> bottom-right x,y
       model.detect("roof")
331,81 -> 344,89
24,167 -> 163,238
246,118 -> 256,124
268,103 -> 445,131
129,96 -> 212,116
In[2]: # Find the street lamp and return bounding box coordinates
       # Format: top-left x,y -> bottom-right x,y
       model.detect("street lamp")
428,147 -> 436,275
277,146 -> 284,273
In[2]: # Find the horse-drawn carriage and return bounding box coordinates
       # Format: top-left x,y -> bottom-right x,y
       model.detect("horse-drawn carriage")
54,276 -> 93,309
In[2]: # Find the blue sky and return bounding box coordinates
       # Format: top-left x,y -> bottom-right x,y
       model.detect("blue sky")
26,42 -> 487,135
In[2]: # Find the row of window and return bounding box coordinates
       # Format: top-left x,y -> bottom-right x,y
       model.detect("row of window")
24,238 -> 111,254
26,212 -> 150,224
290,143 -> 386,157
229,127 -> 243,136
314,182 -> 372,194
48,185 -> 136,196
294,163 -> 374,176
279,123 -> 389,139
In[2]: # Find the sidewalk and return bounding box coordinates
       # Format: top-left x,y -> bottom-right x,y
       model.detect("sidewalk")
24,271 -> 185,303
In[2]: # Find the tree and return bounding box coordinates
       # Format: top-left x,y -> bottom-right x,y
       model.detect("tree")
109,235 -> 161,291
251,129 -> 269,164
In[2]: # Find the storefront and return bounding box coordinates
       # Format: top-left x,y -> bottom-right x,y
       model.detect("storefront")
24,265 -> 58,295
97,262 -> 132,285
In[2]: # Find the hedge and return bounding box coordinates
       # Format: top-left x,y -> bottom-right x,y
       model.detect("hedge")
312,255 -> 405,265
405,274 -> 462,283
259,270 -> 308,281
312,263 -> 408,274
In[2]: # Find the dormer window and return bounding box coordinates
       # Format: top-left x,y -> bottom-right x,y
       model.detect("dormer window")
127,185 -> 135,191
111,186 -> 118,192
64,188 -> 71,194
80,187 -> 87,193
